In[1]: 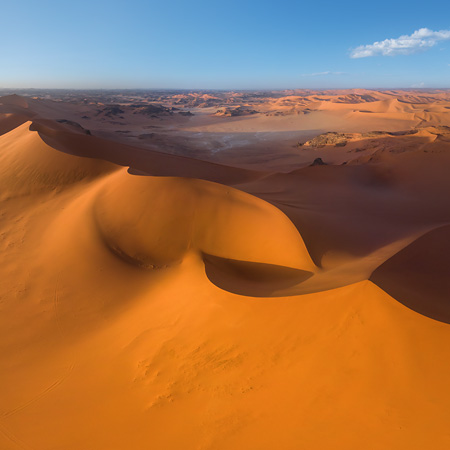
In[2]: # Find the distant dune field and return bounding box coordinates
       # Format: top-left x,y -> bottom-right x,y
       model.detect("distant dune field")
1,90 -> 450,449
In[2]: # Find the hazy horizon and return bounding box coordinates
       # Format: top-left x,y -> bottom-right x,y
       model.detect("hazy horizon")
2,87 -> 450,93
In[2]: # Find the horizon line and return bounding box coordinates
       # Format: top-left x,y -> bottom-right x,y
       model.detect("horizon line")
2,86 -> 450,92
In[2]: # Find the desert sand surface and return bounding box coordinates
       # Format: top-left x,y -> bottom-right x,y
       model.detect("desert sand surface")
1,89 -> 450,449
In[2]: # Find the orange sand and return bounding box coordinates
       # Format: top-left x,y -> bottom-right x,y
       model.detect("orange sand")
1,91 -> 450,449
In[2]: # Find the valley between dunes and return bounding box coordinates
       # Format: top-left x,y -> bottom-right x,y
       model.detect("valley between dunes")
1,91 -> 450,449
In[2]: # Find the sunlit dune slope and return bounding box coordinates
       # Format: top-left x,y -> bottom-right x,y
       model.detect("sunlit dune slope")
95,172 -> 315,270
2,261 -> 450,449
0,122 -> 116,198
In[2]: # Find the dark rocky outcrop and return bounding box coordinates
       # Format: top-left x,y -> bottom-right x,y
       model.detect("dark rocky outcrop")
132,104 -> 173,117
56,119 -> 91,135
310,157 -> 326,166
304,132 -> 351,148
215,106 -> 258,117
96,105 -> 125,118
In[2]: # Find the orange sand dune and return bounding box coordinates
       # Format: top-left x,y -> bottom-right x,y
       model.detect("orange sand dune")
1,93 -> 450,449
0,122 -> 116,198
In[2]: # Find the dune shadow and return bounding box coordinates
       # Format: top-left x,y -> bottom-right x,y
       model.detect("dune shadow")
370,224 -> 450,324
202,252 -> 313,297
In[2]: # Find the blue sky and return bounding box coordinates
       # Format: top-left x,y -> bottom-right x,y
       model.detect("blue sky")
1,0 -> 449,89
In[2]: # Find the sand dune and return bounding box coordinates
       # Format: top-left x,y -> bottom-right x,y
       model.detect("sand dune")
1,91 -> 450,449
371,224 -> 450,323
0,122 -> 116,198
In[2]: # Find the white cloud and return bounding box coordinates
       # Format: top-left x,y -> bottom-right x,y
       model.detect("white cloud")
301,71 -> 346,77
350,28 -> 450,58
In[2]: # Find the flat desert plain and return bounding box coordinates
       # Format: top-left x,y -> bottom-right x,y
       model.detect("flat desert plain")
1,89 -> 450,449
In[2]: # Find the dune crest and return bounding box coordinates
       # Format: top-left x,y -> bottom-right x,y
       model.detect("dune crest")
0,122 -> 116,199
94,173 -> 315,271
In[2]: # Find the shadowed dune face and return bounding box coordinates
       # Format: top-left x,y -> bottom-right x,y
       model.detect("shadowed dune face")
0,113 -> 30,136
202,254 -> 313,296
29,118 -> 266,186
1,92 -> 450,450
371,224 -> 450,323
239,163 -> 446,270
